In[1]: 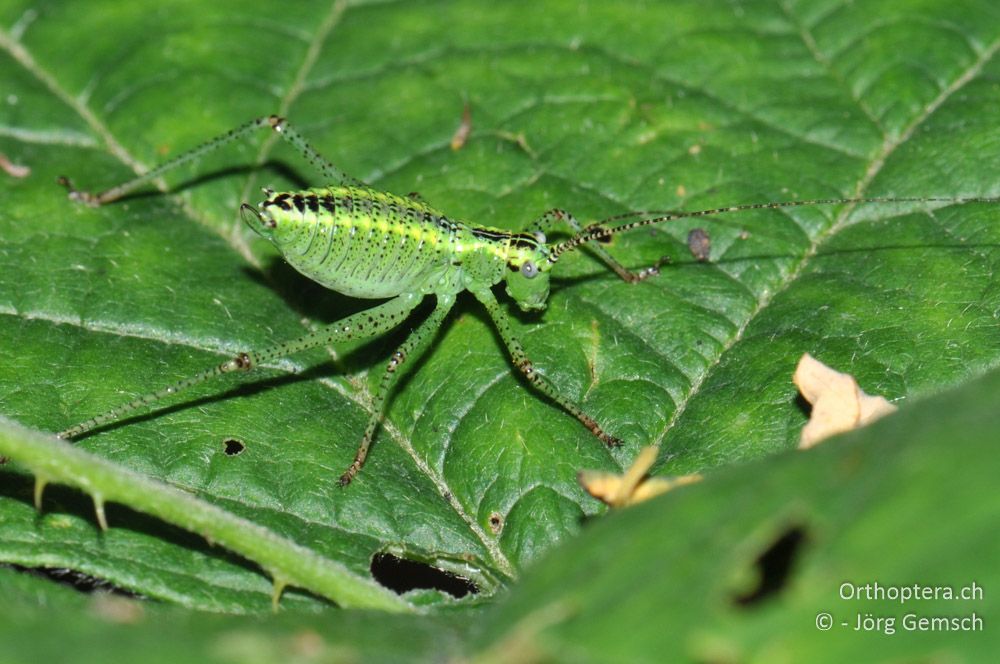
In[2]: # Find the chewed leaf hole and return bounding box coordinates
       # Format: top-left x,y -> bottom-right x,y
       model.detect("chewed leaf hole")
12,564 -> 141,598
369,553 -> 478,598
222,438 -> 245,456
488,512 -> 504,534
733,525 -> 808,607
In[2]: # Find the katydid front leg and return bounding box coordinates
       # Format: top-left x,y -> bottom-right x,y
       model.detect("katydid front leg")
473,287 -> 622,448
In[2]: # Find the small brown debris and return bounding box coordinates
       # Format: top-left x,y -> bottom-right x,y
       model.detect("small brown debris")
687,228 -> 711,261
794,353 -> 897,449
89,593 -> 145,624
291,629 -> 325,658
450,103 -> 472,150
0,153 -> 30,178
578,446 -> 701,508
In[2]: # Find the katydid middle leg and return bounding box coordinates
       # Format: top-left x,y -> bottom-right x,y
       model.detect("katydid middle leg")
339,293 -> 456,485
59,293 -> 424,483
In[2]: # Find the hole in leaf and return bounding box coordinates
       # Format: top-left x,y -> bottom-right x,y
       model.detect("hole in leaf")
369,553 -> 477,598
733,525 -> 808,607
488,512 -> 504,534
223,438 -> 245,456
9,564 -> 142,598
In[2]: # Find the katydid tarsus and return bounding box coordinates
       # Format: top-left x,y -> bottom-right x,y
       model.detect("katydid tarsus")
56,115 -> 999,485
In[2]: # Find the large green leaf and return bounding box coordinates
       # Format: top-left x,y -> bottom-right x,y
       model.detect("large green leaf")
3,323 -> 997,662
473,364 -> 1000,663
0,566 -> 468,663
1,0 -> 999,615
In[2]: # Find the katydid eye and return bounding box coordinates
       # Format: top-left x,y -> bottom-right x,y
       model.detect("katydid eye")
522,260 -> 538,278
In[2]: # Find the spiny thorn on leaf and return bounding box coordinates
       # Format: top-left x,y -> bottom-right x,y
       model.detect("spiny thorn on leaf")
93,495 -> 108,531
271,575 -> 288,612
33,476 -> 48,511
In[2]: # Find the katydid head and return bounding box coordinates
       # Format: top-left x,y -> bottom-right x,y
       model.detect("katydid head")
505,232 -> 553,311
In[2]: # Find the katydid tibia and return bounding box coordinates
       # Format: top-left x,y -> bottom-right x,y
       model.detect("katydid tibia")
56,115 -> 998,484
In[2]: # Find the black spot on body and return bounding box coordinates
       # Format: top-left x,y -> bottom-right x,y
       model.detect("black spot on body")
511,233 -> 540,249
264,193 -> 293,211
471,228 -> 512,242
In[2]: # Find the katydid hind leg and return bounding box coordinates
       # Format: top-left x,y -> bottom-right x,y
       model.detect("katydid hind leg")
473,288 -> 622,448
339,294 -> 456,486
59,294 -> 422,442
58,115 -> 362,206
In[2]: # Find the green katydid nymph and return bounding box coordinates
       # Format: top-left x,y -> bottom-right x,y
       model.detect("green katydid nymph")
56,115 -> 997,484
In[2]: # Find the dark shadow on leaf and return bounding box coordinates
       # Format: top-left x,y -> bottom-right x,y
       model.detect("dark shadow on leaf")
794,391 -> 812,419
0,475 -> 279,594
85,160 -> 313,207
7,562 -> 142,598
379,298 -> 457,408
64,364 -> 339,440
246,258 -> 371,325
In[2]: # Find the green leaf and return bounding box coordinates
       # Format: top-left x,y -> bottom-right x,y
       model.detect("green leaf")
0,418 -> 413,612
4,342 -> 996,662
473,364 -> 1000,663
1,0 -> 999,616
0,566 -> 467,663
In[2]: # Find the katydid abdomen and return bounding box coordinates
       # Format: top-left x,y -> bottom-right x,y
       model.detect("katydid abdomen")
253,185 -> 509,299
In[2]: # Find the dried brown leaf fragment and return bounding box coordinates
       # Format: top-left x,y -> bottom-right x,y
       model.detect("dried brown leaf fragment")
579,446 -> 701,508
794,353 -> 897,449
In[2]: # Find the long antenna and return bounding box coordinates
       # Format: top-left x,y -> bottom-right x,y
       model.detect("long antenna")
547,196 -> 1000,264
